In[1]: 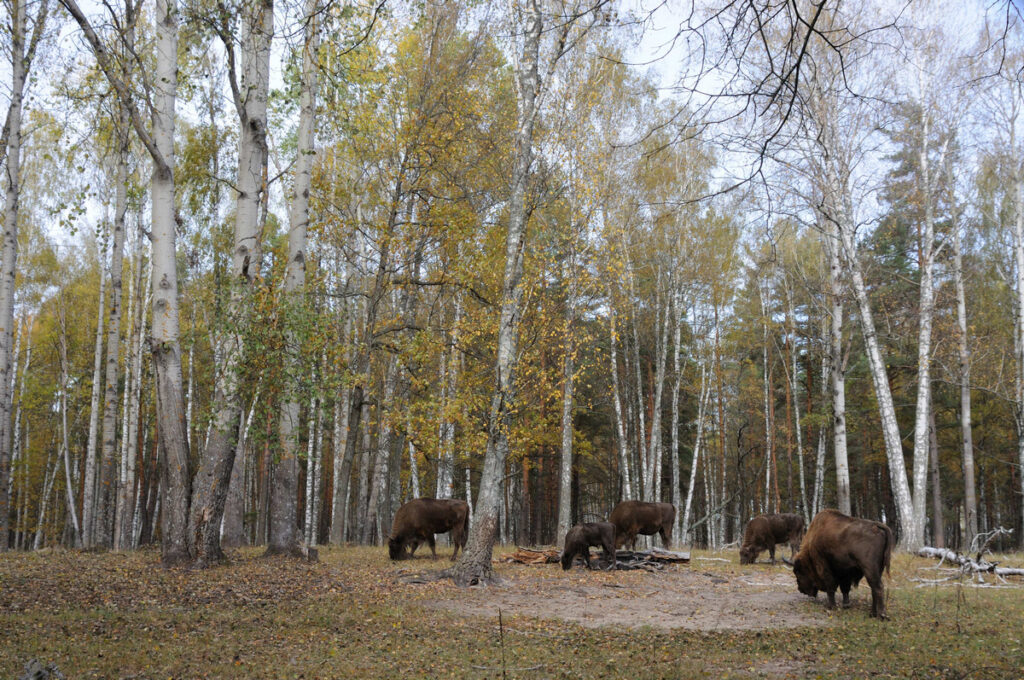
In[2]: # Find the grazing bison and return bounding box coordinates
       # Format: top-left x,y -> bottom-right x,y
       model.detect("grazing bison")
608,501 -> 675,549
792,509 -> 893,619
560,522 -> 617,570
739,513 -> 805,565
387,498 -> 469,561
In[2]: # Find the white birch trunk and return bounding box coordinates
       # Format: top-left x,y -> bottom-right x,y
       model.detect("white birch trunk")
449,0 -> 543,585
669,292 -> 684,544
609,309 -> 633,499
83,245 -> 106,547
783,280 -> 808,521
150,0 -> 191,566
0,0 -> 29,549
192,0 -> 274,566
9,317 -> 30,500
267,0 -> 317,556
682,363 -> 709,544
647,279 -> 671,503
32,448 -> 57,550
330,385 -> 351,543
909,125 -> 944,543
58,297 -> 81,546
826,219 -> 850,515
556,282 -> 575,546
1013,171 -> 1024,547
951,176 -> 978,547
837,212 -> 916,547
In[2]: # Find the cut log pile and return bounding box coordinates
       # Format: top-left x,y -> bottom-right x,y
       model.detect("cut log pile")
503,546 -> 690,570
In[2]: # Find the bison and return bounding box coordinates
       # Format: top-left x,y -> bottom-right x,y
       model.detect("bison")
387,498 -> 470,561
560,522 -> 617,570
739,513 -> 805,565
608,501 -> 675,550
792,509 -> 893,619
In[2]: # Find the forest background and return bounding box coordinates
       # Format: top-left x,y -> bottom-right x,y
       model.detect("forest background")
2,0 -> 1024,574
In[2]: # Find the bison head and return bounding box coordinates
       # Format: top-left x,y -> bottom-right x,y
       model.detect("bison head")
560,551 -> 573,570
739,546 -> 756,565
792,555 -> 818,597
387,537 -> 404,560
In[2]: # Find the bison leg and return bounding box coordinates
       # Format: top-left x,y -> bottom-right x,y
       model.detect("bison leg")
583,550 -> 594,570
768,544 -> 776,565
428,535 -> 437,560
659,527 -> 670,549
602,540 -> 616,570
868,578 -> 887,619
839,581 -> 852,608
825,588 -> 838,610
407,539 -> 419,558
450,534 -> 461,561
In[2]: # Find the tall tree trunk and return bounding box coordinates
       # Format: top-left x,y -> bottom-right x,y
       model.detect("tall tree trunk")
223,392 -> 257,547
57,295 -> 81,547
783,279 -> 808,520
192,0 -> 274,567
556,291 -> 575,546
826,219 -> 850,515
150,0 -> 191,567
447,0 -> 543,586
682,363 -> 709,544
32,447 -> 57,550
267,0 -> 317,557
669,292 -> 683,543
364,358 -> 397,544
436,298 -> 461,499
609,308 -> 632,499
929,404 -> 943,548
98,84 -> 134,549
836,207 -> 915,548
909,130 -> 944,544
83,241 -> 106,548
329,387 -> 351,544
1013,170 -> 1024,549
0,0 -> 29,551
951,182 -> 978,548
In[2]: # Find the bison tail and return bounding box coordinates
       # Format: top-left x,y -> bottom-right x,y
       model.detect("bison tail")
881,522 -> 894,577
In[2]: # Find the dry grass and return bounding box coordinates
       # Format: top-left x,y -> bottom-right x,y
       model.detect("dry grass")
1,544 -> 1022,678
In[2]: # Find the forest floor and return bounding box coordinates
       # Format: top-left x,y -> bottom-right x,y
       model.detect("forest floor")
2,543 -> 1023,679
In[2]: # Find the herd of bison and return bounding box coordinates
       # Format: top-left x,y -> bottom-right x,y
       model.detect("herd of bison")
388,497 -> 893,620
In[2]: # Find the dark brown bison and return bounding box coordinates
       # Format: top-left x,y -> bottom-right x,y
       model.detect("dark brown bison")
739,513 -> 805,565
560,522 -> 617,570
387,498 -> 469,561
792,509 -> 893,619
608,501 -> 675,549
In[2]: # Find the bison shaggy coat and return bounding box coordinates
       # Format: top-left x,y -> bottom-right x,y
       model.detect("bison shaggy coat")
560,522 -> 617,570
608,501 -> 675,549
792,509 -> 893,619
387,498 -> 469,561
739,513 -> 805,564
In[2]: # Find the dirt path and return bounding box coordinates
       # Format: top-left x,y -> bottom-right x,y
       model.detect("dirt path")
429,560 -> 832,631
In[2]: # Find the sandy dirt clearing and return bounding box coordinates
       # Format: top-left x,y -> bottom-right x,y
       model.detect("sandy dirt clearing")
428,559 -> 834,631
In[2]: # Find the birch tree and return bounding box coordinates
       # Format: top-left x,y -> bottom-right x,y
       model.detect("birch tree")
268,0 -> 318,556
0,0 -> 49,551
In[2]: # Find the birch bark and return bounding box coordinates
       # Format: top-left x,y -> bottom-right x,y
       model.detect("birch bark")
448,0 -> 543,585
267,0 -> 317,556
193,0 -> 274,566
950,171 -> 978,546
83,240 -> 106,547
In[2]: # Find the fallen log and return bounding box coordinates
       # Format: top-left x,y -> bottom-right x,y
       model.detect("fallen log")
917,547 -> 1024,578
503,547 -> 560,565
503,546 -> 690,569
